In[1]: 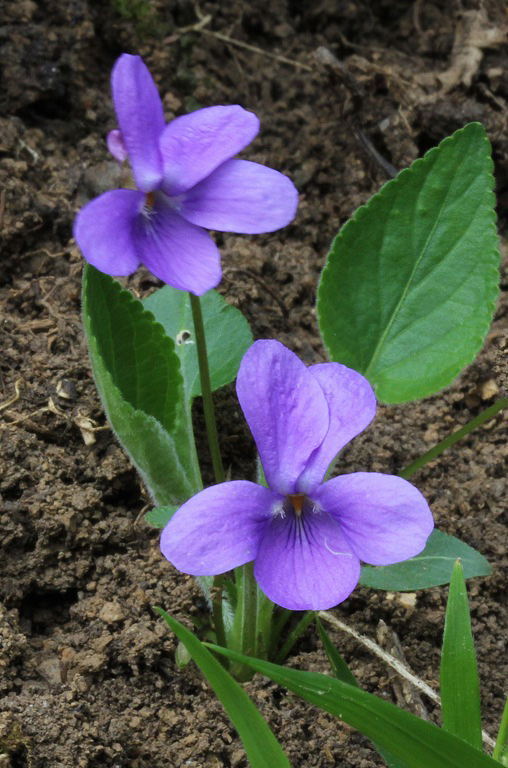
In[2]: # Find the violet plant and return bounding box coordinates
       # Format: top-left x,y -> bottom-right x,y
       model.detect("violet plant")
76,53 -> 506,767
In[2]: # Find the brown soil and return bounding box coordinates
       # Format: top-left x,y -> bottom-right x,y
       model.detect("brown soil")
1,1 -> 507,766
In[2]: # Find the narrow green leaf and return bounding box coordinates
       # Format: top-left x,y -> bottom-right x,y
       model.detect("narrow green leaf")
208,646 -> 498,768
143,285 -> 253,401
493,698 -> 508,765
316,617 -> 357,687
155,609 -> 291,768
441,560 -> 482,749
82,265 -> 201,505
144,506 -> 178,528
360,530 -> 491,591
316,618 -> 407,768
318,122 -> 500,403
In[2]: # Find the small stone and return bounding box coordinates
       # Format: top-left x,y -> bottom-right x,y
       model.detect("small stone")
99,601 -> 124,623
56,378 -> 78,400
477,378 -> 499,401
423,427 -> 439,443
397,592 -> 417,609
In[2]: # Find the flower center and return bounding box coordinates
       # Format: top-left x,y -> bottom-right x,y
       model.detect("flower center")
145,191 -> 156,208
288,493 -> 306,517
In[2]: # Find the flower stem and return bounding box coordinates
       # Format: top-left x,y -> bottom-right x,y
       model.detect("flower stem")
230,562 -> 259,681
189,293 -> 227,651
493,698 -> 508,765
189,292 -> 225,485
399,397 -> 507,480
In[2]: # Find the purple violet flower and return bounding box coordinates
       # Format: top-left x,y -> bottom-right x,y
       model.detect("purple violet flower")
161,340 -> 434,610
74,54 -> 299,296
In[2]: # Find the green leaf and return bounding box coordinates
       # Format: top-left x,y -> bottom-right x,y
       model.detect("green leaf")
493,699 -> 508,765
143,285 -> 253,401
144,506 -> 178,528
316,618 -> 408,768
84,265 -> 181,431
155,609 -> 291,768
440,560 -> 482,749
360,530 -> 491,591
316,617 -> 358,687
82,265 -> 201,505
208,646 -> 498,768
318,122 -> 500,403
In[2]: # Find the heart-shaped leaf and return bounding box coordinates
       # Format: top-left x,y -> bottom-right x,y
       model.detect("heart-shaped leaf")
143,285 -> 252,402
318,123 -> 500,403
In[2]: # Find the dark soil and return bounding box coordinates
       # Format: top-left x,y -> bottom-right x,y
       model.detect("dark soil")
1,1 -> 507,766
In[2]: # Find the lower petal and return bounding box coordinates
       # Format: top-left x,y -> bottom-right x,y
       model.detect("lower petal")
160,481 -> 277,575
133,205 -> 222,295
314,473 -> 434,565
254,508 -> 361,611
73,189 -> 143,276
180,159 -> 299,234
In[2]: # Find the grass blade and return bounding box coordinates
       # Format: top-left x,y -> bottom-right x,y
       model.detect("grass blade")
208,645 -> 499,768
440,560 -> 482,749
316,618 -> 408,768
155,608 -> 290,768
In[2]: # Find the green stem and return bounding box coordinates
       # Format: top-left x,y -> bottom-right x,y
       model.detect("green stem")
189,293 -> 226,652
211,573 -> 228,654
189,292 -> 225,485
399,397 -> 507,480
274,611 -> 314,665
230,562 -> 259,681
268,609 -> 292,659
255,588 -> 274,659
493,698 -> 508,764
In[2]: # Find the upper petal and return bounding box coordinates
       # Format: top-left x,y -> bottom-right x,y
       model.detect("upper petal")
159,105 -> 260,195
111,54 -> 165,193
180,159 -> 299,233
160,481 -> 276,575
73,189 -> 143,275
314,472 -> 434,565
236,340 -> 330,495
132,202 -> 222,295
254,507 -> 361,610
296,363 -> 377,493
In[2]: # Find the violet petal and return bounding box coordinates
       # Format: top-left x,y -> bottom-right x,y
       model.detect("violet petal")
111,54 -> 165,193
106,129 -> 128,164
132,201 -> 222,295
254,507 -> 361,610
160,481 -> 276,575
180,159 -> 299,233
159,105 -> 260,196
296,363 -> 377,492
73,189 -> 143,276
314,472 -> 434,565
236,340 -> 330,495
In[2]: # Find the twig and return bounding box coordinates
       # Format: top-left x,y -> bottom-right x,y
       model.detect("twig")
0,189 -> 6,230
313,46 -> 398,179
199,29 -> 312,72
165,6 -> 312,73
0,379 -> 23,412
224,268 -> 289,319
355,130 -> 398,179
377,619 -> 430,720
318,610 -> 496,750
